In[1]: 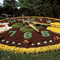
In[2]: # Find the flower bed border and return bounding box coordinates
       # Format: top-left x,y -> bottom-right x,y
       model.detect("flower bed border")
0,16 -> 60,54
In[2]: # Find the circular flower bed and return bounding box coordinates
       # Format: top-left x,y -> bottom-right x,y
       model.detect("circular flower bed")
0,16 -> 60,54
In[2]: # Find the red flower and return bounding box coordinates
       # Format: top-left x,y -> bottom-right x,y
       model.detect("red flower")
0,25 -> 5,27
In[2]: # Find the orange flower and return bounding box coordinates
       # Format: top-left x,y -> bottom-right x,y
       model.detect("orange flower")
23,40 -> 29,44
54,36 -> 59,41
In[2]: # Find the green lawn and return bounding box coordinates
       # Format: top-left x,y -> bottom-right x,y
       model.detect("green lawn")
0,50 -> 60,60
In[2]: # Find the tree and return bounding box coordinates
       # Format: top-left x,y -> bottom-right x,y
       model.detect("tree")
0,6 -> 3,15
2,0 -> 60,18
3,0 -> 16,8
3,0 -> 18,16
18,0 -> 44,16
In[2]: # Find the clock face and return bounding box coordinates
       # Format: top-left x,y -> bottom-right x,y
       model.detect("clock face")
0,16 -> 60,48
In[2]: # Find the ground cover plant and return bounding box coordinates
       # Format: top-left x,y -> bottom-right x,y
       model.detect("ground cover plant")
0,50 -> 60,60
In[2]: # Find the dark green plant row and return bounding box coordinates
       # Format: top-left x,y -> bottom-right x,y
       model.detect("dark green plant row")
0,49 -> 60,60
0,0 -> 60,18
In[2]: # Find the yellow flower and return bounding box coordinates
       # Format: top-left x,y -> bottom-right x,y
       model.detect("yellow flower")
35,48 -> 40,54
18,48 -> 26,54
29,48 -> 35,54
14,47 -> 20,53
25,48 -> 30,54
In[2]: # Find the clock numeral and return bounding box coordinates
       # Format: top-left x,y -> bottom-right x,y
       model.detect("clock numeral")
46,20 -> 52,23
8,20 -> 16,23
9,31 -> 17,37
39,18 -> 42,21
18,19 -> 21,21
24,32 -> 32,39
31,18 -> 35,20
27,18 -> 35,20
41,31 -> 50,37
22,18 -> 24,21
27,18 -> 30,20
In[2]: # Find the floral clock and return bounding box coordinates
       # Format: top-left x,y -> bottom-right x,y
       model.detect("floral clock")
0,16 -> 60,54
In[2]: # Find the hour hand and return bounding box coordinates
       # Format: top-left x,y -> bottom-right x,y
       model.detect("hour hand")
28,23 -> 39,32
31,21 -> 49,25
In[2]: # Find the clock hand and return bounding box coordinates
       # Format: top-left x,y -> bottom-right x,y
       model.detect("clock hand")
23,20 -> 52,26
23,20 -> 60,30
31,21 -> 50,25
22,20 -> 39,32
31,21 -> 60,28
28,22 -> 39,32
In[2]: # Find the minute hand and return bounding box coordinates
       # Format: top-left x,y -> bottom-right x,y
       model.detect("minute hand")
31,21 -> 60,28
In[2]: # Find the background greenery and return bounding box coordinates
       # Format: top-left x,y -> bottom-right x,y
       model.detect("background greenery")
0,0 -> 60,18
0,50 -> 60,60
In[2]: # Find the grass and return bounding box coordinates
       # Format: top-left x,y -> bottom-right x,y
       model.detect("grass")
0,50 -> 60,60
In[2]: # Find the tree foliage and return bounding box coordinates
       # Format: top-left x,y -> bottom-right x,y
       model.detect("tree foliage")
3,0 -> 16,7
18,0 -> 60,18
0,0 -> 60,18
1,0 -> 18,17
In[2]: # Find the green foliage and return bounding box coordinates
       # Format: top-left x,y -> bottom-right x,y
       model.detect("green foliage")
20,27 -> 35,32
15,1 -> 21,8
0,6 -> 4,15
0,50 -> 60,60
3,0 -> 16,7
3,5 -> 17,15
12,23 -> 22,28
17,0 -> 60,18
0,0 -> 60,18
20,25 -> 46,32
